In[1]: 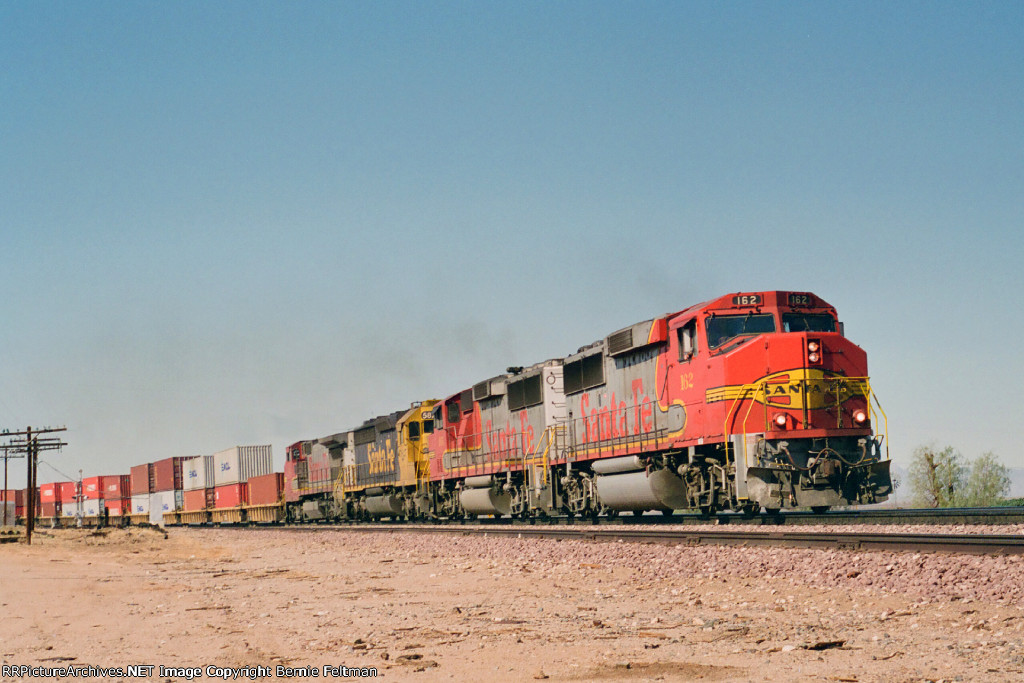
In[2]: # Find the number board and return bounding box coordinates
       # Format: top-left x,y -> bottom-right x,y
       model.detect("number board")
787,293 -> 815,307
731,294 -> 762,306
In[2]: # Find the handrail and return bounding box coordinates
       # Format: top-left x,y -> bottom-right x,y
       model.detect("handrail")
722,381 -> 769,470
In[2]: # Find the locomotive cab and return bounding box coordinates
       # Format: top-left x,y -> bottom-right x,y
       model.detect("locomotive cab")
700,292 -> 891,510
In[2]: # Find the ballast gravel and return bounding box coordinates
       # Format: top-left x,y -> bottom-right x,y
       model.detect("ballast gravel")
398,524 -> 1024,605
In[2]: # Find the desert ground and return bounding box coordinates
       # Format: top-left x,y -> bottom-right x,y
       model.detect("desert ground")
2,525 -> 1023,682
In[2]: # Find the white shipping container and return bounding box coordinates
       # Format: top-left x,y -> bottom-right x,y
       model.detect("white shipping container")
79,499 -> 103,517
213,445 -> 273,486
149,490 -> 183,525
1,501 -> 14,526
131,494 -> 150,516
183,455 -> 215,491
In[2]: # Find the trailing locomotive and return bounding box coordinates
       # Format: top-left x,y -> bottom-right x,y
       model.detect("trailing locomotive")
284,291 -> 892,521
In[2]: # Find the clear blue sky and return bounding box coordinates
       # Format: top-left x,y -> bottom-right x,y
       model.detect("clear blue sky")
2,2 -> 1022,486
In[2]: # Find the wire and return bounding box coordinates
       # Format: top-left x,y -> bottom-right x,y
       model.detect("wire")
39,459 -> 77,482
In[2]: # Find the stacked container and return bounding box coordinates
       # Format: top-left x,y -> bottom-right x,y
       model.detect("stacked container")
212,445 -> 273,510
247,473 -> 284,506
58,481 -> 78,505
182,488 -> 214,511
152,457 -> 186,492
39,483 -> 58,503
149,490 -> 183,525
102,475 -> 131,499
183,455 -> 215,491
81,476 -> 105,500
245,472 -> 285,523
79,499 -> 103,517
104,475 -> 131,517
214,484 -> 248,508
38,483 -> 63,518
182,455 -> 214,516
213,445 -> 273,486
130,464 -> 153,497
130,494 -> 150,517
105,499 -> 130,517
1,489 -> 23,518
149,457 -> 187,525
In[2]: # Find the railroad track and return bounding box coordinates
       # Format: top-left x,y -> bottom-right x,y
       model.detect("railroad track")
291,505 -> 1024,527
716,506 -> 1024,526
282,524 -> 1024,556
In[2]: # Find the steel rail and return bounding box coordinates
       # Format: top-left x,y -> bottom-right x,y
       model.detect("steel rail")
675,506 -> 1024,526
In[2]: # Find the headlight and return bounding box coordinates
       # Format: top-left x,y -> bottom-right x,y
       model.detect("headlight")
774,414 -> 787,428
807,338 -> 822,365
853,410 -> 868,424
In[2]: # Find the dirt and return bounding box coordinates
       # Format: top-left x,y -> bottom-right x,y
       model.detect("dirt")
1,526 -> 1023,682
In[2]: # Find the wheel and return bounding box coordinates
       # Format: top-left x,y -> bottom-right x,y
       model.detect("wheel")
740,503 -> 759,519
811,506 -> 830,514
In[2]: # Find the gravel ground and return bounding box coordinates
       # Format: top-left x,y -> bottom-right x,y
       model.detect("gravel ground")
413,524 -> 1024,604
2,526 -> 1023,682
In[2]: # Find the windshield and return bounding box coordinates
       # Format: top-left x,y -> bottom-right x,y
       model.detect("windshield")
705,313 -> 776,350
782,313 -> 836,333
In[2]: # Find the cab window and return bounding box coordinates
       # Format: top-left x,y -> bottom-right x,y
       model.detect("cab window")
446,400 -> 460,424
407,421 -> 421,441
782,313 -> 836,333
677,319 -> 698,361
705,313 -> 776,350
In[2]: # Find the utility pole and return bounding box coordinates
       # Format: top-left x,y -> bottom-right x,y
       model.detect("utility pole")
0,445 -> 26,526
0,426 -> 67,545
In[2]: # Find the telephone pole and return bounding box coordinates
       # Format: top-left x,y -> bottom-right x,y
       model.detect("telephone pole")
1,426 -> 67,545
0,445 -> 26,526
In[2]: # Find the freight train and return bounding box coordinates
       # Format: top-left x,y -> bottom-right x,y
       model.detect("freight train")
23,290 -> 893,527
283,290 -> 892,522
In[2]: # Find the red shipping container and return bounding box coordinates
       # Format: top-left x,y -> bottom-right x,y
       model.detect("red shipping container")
105,499 -> 130,516
247,472 -> 284,506
214,483 -> 247,509
101,475 -> 131,499
40,483 -> 58,502
1,489 -> 23,506
153,457 -> 185,492
40,501 -> 60,517
183,488 -> 210,512
81,476 -> 104,500
58,482 -> 78,503
130,463 -> 153,496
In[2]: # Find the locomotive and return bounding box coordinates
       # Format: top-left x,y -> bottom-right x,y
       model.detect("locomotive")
284,291 -> 892,521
